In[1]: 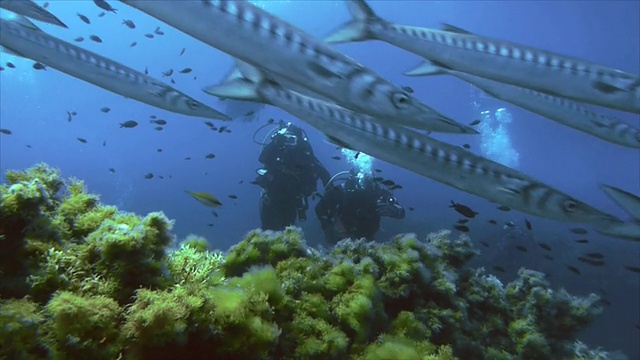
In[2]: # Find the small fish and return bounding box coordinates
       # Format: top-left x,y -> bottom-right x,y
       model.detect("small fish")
71,111 -> 77,116
492,266 -> 506,273
497,205 -> 511,211
228,194 -> 238,199
566,265 -> 581,275
244,110 -> 255,117
154,126 -> 163,131
89,35 -> 102,43
267,118 -> 275,124
462,144 -> 470,149
381,179 -> 396,187
74,37 -> 84,42
144,173 -> 154,179
205,153 -> 216,159
331,156 -> 341,160
67,111 -> 73,122
108,168 -> 115,173
170,78 -> 175,84
150,119 -> 167,125
212,210 -> 219,218
93,0 -> 117,14
119,120 -> 138,128
158,175 -> 164,179
525,219 -> 532,230
185,190 -> 222,207
480,241 -> 490,248
207,223 -> 214,227
538,243 -> 552,251
26,144 -> 31,148
584,252 -> 605,260
6,62 -> 16,69
77,137 -> 87,143
401,86 -> 414,93
515,245 -> 528,253
100,107 -> 111,113
374,168 -> 382,173
488,219 -> 497,225
157,148 -> 162,152
623,265 -> 640,274
542,255 -> 554,261
577,256 -> 605,267
0,129 -> 12,135
154,26 -> 164,35
454,224 -> 470,232
179,48 -> 186,56
130,42 -> 137,47
102,141 -> 106,146
144,67 -> 148,75
77,13 -> 90,24
43,2 -> 49,8
469,119 -> 481,126
184,157 -> 192,160
355,152 -> 361,159
150,115 -> 157,119
145,33 -> 154,39
574,239 -> 589,244
570,227 -> 589,234
238,180 -> 244,184
218,126 -> 227,133
162,69 -> 173,77
204,121 -> 215,128
449,201 -> 478,218
97,12 -> 105,17
179,68 -> 192,74
122,19 -> 135,29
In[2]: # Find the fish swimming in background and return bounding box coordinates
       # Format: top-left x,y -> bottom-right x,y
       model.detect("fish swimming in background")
595,184 -> 640,241
121,0 -> 477,134
325,0 -> 640,114
0,15 -> 230,120
203,61 -> 621,225
185,190 -> 223,208
93,0 -> 117,14
0,0 -> 68,28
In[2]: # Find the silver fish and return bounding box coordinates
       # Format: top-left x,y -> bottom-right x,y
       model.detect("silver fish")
596,185 -> 640,241
0,16 -> 229,120
0,0 -> 67,28
413,62 -> 640,149
120,0 -> 475,134
204,61 -> 620,225
325,0 -> 640,114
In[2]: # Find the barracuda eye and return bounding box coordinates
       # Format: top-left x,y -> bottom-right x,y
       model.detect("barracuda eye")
187,100 -> 201,110
562,199 -> 578,213
391,92 -> 410,109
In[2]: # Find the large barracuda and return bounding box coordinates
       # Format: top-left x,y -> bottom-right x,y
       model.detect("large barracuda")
0,0 -> 67,28
596,185 -> 640,241
203,61 -> 622,226
0,16 -> 229,120
409,62 -> 640,149
119,0 -> 477,134
325,0 -> 640,114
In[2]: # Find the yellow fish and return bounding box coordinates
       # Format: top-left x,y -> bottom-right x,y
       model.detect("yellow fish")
185,190 -> 222,208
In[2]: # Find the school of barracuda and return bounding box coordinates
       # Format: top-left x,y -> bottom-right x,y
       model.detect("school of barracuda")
1,0 -> 639,241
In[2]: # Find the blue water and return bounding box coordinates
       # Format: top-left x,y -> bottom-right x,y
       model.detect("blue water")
1,1 -> 638,357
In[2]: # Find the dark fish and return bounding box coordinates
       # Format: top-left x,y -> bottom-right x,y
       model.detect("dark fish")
454,224 -> 470,232
566,265 -> 581,275
67,111 -> 73,122
119,120 -> 138,128
43,2 -> 49,8
74,36 -> 84,42
179,48 -> 186,56
469,119 -> 481,126
449,201 -> 478,218
179,68 -> 192,74
150,119 -> 167,125
144,173 -> 154,179
238,180 -> 244,184
93,0 -> 117,13
6,62 -> 16,69
374,168 -> 382,173
154,126 -> 163,131
157,148 -> 162,153
100,107 -> 111,113
525,219 -> 532,230
538,243 -> 552,251
497,205 -> 511,211
130,42 -> 137,47
212,210 -> 219,218
331,156 -> 341,160
144,67 -> 148,75
389,184 -> 402,190
77,13 -> 90,24
574,239 -> 589,244
122,19 -> 135,29
218,126 -> 228,133
492,266 -> 506,273
480,241 -> 490,248
162,69 -> 173,77
154,26 -> 164,35
462,144 -> 470,149
184,157 -> 191,160
577,256 -> 605,267
228,194 -> 238,199
623,265 -> 640,274
0,129 -> 12,135
204,121 -> 215,128
102,141 -> 106,147
401,86 -> 414,94
26,144 -> 31,148
488,219 -> 497,225
207,223 -> 214,227
71,111 -> 77,116
244,110 -> 255,117
145,33 -> 154,39
381,179 -> 396,187
108,168 -> 115,173
408,207 -> 414,211
150,115 -> 157,119
584,252 -> 605,260
89,35 -> 102,43
267,118 -> 274,124
170,78 -> 175,84
158,175 -> 164,179
355,152 -> 361,159
570,227 -> 589,234
77,137 -> 87,143
515,245 -> 528,253
205,153 -> 216,159
543,255 -> 554,261
97,12 -> 105,17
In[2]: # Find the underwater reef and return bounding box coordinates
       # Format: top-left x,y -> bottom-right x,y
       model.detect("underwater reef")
0,163 -> 620,359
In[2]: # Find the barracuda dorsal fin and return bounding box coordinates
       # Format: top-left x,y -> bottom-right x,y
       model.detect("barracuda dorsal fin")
202,78 -> 260,101
600,184 -> 640,221
235,60 -> 265,84
13,14 -> 42,31
324,0 -> 377,44
404,61 -> 449,76
441,23 -> 475,35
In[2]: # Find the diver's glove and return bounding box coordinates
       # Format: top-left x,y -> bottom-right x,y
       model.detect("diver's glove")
376,197 -> 403,218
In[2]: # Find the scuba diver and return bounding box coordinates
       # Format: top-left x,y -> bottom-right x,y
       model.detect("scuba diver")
315,169 -> 405,243
255,121 -> 331,231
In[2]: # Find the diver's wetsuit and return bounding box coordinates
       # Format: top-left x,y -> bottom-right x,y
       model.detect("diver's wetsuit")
315,175 -> 405,243
256,123 -> 330,231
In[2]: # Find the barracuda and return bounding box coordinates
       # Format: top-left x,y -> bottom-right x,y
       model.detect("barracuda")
119,0 -> 476,134
325,0 -> 640,114
0,0 -> 67,28
596,185 -> 640,241
0,16 -> 229,120
203,61 -> 621,226
410,63 -> 640,149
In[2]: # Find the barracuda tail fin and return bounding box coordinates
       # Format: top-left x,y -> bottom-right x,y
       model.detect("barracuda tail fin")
202,60 -> 265,102
324,0 -> 378,44
0,0 -> 67,28
595,184 -> 640,241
